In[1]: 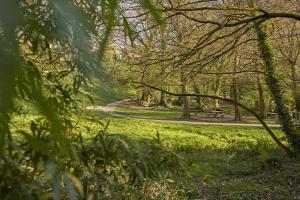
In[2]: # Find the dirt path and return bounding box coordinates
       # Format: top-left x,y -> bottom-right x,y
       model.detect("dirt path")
87,100 -> 281,128
86,99 -> 131,112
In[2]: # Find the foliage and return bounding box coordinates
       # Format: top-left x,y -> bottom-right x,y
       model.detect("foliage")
0,0 -> 182,199
1,114 -> 185,199
1,0 -> 300,199
87,111 -> 300,199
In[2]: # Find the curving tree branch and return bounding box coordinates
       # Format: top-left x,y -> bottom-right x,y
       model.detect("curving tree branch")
135,81 -> 294,156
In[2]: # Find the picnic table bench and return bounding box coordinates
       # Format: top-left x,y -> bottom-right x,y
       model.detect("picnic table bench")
267,112 -> 277,118
207,110 -> 224,118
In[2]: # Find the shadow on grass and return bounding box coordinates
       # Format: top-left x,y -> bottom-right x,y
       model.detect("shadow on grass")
82,111 -> 299,199
109,133 -> 299,199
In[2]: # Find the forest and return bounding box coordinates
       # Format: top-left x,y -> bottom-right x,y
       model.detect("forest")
1,0 -> 300,199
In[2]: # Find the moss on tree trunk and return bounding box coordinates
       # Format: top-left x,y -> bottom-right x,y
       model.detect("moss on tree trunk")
254,22 -> 300,151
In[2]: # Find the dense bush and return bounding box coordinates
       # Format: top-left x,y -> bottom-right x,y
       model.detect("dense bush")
1,115 -> 184,199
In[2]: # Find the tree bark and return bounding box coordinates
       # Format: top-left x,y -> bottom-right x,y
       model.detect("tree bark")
181,72 -> 190,118
233,55 -> 242,121
141,88 -> 151,106
193,85 -> 205,111
232,77 -> 241,121
291,62 -> 300,119
257,75 -> 267,119
158,25 -> 168,108
158,90 -> 168,107
214,74 -> 221,109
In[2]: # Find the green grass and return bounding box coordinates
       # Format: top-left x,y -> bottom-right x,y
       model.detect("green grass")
115,107 -> 181,119
83,110 -> 300,199
115,105 -> 280,125
12,106 -> 299,199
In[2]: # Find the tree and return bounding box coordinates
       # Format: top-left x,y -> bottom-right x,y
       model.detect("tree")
257,73 -> 267,119
275,20 -> 300,118
140,82 -> 294,155
126,0 -> 300,152
250,0 -> 300,151
0,0 -> 175,198
232,54 -> 242,121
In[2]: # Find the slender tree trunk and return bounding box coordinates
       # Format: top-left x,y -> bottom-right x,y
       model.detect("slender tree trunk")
158,25 -> 168,108
233,55 -> 242,121
223,86 -> 227,99
140,89 -> 145,101
193,85 -> 204,111
233,78 -> 241,121
257,75 -> 267,119
182,87 -> 190,118
158,90 -> 168,107
181,72 -> 190,118
214,74 -> 221,109
141,88 -> 151,106
202,84 -> 209,106
251,0 -> 300,150
268,98 -> 274,112
291,63 -> 300,119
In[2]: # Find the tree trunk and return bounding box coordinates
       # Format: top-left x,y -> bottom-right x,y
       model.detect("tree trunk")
233,55 -> 242,121
193,85 -> 204,111
141,88 -> 151,106
251,2 -> 300,150
214,75 -> 221,109
158,24 -> 168,108
142,82 -> 294,156
291,62 -> 300,119
232,77 -> 241,121
140,89 -> 145,101
257,75 -> 267,119
181,73 -> 190,118
158,90 -> 168,107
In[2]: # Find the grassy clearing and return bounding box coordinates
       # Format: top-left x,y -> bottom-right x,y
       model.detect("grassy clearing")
84,110 -> 300,199
12,107 -> 299,199
115,107 -> 181,119
116,105 -> 280,125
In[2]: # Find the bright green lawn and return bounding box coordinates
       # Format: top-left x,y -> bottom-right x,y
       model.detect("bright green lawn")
115,107 -> 181,119
116,106 -> 279,124
84,111 -> 300,199
13,109 -> 299,199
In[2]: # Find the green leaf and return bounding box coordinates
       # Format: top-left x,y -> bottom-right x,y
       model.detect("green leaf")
20,131 -> 50,153
49,0 -> 97,75
139,0 -> 163,24
123,16 -> 136,46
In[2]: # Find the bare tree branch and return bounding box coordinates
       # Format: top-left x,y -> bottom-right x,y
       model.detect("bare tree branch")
134,81 -> 294,156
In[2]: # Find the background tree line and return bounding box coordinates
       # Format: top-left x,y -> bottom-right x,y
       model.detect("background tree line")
116,0 -> 300,153
1,0 -> 300,198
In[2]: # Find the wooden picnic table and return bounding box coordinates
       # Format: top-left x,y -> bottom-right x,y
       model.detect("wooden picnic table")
207,111 -> 224,118
267,112 -> 277,118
